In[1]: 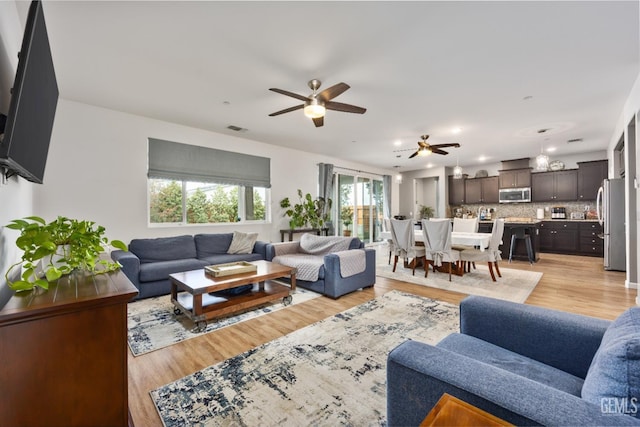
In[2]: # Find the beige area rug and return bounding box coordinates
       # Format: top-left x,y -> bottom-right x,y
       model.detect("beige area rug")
375,247 -> 541,303
128,287 -> 320,356
151,290 -> 459,426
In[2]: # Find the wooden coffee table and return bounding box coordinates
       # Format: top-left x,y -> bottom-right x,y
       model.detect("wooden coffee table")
169,260 -> 296,332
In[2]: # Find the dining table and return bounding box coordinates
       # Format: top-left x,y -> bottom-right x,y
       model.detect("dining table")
379,230 -> 492,251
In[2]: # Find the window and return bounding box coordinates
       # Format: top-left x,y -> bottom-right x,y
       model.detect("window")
147,139 -> 270,225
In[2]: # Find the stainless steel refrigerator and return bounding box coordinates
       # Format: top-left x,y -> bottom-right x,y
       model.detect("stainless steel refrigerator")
597,178 -> 626,271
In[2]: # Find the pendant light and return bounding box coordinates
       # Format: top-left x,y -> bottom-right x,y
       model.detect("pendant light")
453,155 -> 463,179
536,140 -> 549,171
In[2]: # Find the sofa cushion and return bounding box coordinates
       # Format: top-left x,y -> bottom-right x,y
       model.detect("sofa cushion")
199,253 -> 263,265
227,231 -> 259,254
582,307 -> 640,416
438,333 -> 584,396
130,235 -> 197,262
194,233 -> 234,258
139,258 -> 206,282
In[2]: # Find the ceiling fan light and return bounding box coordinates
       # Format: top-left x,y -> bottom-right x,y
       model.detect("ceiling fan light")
304,99 -> 326,119
417,148 -> 432,157
453,165 -> 463,179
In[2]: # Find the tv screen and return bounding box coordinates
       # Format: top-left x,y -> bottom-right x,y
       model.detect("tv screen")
0,0 -> 58,184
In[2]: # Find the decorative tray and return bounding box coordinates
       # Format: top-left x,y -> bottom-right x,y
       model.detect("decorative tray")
205,261 -> 257,277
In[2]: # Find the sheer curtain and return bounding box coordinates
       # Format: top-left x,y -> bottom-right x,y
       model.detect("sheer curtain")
383,174 -> 392,221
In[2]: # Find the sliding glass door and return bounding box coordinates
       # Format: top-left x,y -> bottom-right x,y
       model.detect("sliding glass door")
336,173 -> 384,243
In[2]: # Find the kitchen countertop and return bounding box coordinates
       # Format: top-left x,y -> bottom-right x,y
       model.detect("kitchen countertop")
477,218 -> 600,224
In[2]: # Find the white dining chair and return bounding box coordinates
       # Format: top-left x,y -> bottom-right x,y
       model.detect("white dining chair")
452,217 -> 480,271
421,219 -> 461,281
459,218 -> 505,281
383,218 -> 394,265
390,219 -> 426,275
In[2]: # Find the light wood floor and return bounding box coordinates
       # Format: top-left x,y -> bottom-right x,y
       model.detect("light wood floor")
128,253 -> 635,426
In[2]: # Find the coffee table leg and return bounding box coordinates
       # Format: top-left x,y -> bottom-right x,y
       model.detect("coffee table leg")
290,269 -> 297,292
258,280 -> 265,291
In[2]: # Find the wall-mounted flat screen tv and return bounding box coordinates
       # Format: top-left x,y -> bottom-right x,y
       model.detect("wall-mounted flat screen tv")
0,0 -> 58,184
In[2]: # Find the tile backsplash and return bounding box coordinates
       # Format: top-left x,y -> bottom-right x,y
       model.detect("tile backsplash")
449,201 -> 596,220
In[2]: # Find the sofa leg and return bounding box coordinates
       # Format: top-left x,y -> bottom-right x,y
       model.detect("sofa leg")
393,255 -> 399,272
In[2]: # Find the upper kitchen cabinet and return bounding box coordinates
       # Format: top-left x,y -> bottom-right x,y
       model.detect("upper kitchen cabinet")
498,168 -> 531,188
465,176 -> 499,204
532,170 -> 578,202
577,160 -> 608,201
448,175 -> 466,205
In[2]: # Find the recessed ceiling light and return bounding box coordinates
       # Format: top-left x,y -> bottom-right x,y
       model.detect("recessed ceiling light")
426,163 -> 434,168
478,155 -> 487,162
546,146 -> 557,152
452,127 -> 462,134
393,140 -> 402,146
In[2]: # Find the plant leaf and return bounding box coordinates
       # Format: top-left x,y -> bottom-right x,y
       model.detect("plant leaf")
25,216 -> 46,224
34,279 -> 49,290
9,280 -> 35,291
110,240 -> 127,251
45,267 -> 62,282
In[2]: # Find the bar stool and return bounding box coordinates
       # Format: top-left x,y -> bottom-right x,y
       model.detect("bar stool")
509,227 -> 534,264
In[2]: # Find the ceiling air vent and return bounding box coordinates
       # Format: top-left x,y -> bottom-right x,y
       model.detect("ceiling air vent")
567,138 -> 583,144
227,125 -> 248,132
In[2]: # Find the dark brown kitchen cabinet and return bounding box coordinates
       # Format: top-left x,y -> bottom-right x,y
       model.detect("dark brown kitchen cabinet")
577,160 -> 608,201
464,176 -> 498,204
499,168 -> 531,188
448,174 -> 466,205
538,221 -> 579,254
578,221 -> 604,257
531,170 -> 578,202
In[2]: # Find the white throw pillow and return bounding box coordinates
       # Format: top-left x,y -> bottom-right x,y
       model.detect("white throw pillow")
227,231 -> 258,254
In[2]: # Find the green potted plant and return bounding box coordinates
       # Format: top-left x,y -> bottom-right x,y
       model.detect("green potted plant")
5,216 -> 127,292
419,205 -> 435,220
280,189 -> 332,230
341,206 -> 354,236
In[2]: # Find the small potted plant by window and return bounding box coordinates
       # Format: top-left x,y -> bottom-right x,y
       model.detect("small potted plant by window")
341,206 -> 354,236
4,216 -> 127,292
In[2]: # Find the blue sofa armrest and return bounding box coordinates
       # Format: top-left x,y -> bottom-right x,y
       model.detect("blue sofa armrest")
387,340 -> 640,427
323,248 -> 376,298
459,295 -> 610,378
252,240 -> 268,259
111,249 -> 141,289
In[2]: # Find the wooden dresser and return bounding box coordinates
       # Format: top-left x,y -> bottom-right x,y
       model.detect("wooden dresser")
0,269 -> 138,426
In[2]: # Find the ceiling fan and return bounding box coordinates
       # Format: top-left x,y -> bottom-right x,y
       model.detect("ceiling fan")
268,79 -> 366,127
408,135 -> 461,158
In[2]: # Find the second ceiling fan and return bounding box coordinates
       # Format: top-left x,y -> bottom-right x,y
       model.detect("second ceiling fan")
409,135 -> 460,158
269,79 -> 366,127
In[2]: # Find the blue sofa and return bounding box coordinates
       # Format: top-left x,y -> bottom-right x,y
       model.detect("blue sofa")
387,295 -> 640,426
111,233 -> 267,299
265,235 -> 375,298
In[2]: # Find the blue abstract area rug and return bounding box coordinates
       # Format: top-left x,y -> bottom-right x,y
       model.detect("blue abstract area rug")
128,286 -> 320,356
150,290 -> 459,426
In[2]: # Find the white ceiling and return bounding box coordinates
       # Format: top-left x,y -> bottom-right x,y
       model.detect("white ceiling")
39,1 -> 639,172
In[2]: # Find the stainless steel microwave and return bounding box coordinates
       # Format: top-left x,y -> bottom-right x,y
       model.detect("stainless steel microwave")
499,187 -> 531,203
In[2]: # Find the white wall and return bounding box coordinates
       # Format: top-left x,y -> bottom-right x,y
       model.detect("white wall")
32,99 -> 395,244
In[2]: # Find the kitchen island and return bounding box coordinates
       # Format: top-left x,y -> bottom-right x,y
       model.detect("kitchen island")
479,218 -> 541,263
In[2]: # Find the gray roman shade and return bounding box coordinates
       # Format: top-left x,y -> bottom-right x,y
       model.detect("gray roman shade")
148,138 -> 271,188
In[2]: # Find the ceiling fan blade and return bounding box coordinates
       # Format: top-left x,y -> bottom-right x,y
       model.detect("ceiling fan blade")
269,88 -> 309,102
431,148 -> 449,155
269,104 -> 304,116
418,141 -> 429,148
318,82 -> 350,102
430,143 -> 461,149
408,150 -> 420,159
325,101 -> 366,114
313,116 -> 324,127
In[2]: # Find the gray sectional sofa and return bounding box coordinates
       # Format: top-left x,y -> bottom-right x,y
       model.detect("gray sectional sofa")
111,233 -> 267,299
